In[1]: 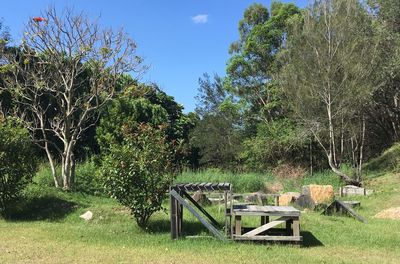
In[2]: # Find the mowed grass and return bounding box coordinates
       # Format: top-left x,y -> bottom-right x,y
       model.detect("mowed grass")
1,172 -> 400,263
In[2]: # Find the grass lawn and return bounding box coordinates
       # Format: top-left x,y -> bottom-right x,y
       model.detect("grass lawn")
1,172 -> 400,263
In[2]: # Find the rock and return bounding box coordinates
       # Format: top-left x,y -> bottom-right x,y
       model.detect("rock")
191,191 -> 211,206
244,192 -> 267,205
302,184 -> 334,205
295,195 -> 316,209
278,192 -> 301,206
340,185 -> 373,196
79,211 -> 93,221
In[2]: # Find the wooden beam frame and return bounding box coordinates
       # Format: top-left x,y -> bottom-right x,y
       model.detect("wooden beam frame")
170,189 -> 226,241
180,190 -> 220,228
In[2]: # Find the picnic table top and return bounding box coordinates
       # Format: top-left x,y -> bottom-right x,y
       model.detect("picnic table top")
232,205 -> 300,217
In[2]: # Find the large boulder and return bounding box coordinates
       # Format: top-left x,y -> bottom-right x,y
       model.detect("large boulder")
295,195 -> 316,209
278,192 -> 301,206
301,184 -> 334,205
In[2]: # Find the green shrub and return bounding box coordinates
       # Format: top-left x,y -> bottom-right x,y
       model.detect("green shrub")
74,160 -> 104,196
0,119 -> 37,213
33,163 -> 58,187
101,124 -> 174,228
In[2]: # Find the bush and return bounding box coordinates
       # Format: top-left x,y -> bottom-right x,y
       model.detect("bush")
33,163 -> 58,187
73,159 -> 104,195
101,124 -> 174,228
0,119 -> 37,213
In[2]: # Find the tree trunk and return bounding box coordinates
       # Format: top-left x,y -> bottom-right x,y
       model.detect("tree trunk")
61,141 -> 76,190
328,153 -> 361,186
44,143 -> 60,188
357,116 -> 366,182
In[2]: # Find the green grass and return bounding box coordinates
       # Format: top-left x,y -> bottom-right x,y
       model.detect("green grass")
1,169 -> 400,263
364,143 -> 400,173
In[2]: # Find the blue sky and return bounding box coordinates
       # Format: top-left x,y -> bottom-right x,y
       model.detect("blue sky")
1,0 -> 307,112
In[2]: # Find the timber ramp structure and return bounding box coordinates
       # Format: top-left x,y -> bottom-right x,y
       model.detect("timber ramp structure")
170,182 -> 302,243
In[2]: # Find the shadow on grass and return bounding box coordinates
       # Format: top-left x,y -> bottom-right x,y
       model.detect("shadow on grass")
147,218 -> 214,235
4,196 -> 79,221
301,231 -> 324,247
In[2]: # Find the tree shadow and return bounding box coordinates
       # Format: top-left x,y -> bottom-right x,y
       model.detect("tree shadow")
4,196 -> 79,221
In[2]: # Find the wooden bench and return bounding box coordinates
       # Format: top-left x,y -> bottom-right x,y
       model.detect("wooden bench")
231,205 -> 302,242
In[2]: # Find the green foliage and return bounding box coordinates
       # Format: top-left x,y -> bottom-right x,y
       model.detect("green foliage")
33,163 -> 59,187
74,160 -> 104,196
240,119 -> 308,171
97,83 -> 195,168
227,2 -> 301,122
101,124 -> 174,228
0,118 -> 37,213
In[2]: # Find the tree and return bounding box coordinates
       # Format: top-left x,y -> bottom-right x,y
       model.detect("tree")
191,73 -> 242,169
0,118 -> 37,214
279,0 -> 379,184
0,19 -> 11,115
97,82 -> 195,169
1,7 -> 144,189
365,0 -> 400,153
101,124 -> 174,228
227,2 -> 300,125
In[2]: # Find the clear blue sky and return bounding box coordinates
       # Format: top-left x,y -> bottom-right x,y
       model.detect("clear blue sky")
1,0 -> 307,113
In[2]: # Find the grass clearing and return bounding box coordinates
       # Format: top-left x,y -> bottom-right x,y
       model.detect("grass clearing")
1,171 -> 400,263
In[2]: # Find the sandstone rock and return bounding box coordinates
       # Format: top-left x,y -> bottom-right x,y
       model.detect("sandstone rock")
295,195 -> 316,209
302,184 -> 334,205
278,192 -> 301,206
191,191 -> 211,206
79,211 -> 93,221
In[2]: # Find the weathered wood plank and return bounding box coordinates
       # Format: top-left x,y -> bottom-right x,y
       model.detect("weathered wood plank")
170,190 -> 226,241
235,215 -> 241,236
323,200 -> 368,223
242,216 -> 291,237
170,194 -> 178,239
233,235 -> 303,241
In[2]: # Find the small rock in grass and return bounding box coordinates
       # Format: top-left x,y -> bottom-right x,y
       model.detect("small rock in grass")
80,211 -> 93,221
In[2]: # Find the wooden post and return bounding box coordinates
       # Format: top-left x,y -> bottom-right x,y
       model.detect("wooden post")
178,191 -> 183,236
274,195 -> 279,206
224,191 -> 228,236
170,191 -> 178,239
293,217 -> 300,237
235,215 -> 241,236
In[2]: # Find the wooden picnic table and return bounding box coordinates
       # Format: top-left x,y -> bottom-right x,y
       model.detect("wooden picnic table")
231,205 -> 302,242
